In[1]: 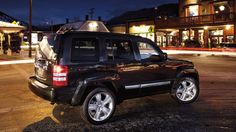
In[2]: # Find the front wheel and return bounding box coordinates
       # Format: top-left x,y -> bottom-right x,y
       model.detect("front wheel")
171,77 -> 199,104
80,87 -> 116,125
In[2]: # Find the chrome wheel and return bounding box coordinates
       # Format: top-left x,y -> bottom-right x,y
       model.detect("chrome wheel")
88,92 -> 114,122
176,79 -> 197,102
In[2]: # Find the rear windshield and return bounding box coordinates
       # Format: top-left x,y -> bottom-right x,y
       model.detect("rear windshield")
46,34 -> 60,52
71,38 -> 99,62
39,34 -> 59,60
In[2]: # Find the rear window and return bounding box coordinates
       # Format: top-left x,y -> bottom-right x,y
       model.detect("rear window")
46,34 -> 59,52
38,34 -> 59,60
71,38 -> 99,62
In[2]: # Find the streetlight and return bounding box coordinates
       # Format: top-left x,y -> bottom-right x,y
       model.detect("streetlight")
28,0 -> 32,57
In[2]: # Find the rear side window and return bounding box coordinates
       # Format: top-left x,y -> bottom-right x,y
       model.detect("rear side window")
106,39 -> 134,61
71,38 -> 99,62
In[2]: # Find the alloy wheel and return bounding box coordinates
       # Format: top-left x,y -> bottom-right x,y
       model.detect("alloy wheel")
88,92 -> 114,121
176,79 -> 197,102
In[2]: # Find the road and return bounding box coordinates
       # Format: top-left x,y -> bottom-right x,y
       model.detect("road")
0,55 -> 235,132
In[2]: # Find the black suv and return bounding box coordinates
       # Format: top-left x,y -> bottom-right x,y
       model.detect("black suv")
29,32 -> 199,125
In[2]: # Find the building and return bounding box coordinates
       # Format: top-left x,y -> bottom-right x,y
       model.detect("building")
108,1 -> 236,48
0,11 -> 26,52
157,0 -> 236,48
107,4 -> 178,46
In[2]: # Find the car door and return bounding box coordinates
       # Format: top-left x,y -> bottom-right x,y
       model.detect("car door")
104,38 -> 144,99
135,40 -> 173,95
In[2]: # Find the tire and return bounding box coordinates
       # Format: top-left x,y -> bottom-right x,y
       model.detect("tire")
171,77 -> 199,104
80,87 -> 116,125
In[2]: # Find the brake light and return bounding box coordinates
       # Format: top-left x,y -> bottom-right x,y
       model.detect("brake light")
53,65 -> 68,86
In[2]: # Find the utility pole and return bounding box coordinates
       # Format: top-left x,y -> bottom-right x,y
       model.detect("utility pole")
28,0 -> 32,57
154,7 -> 158,44
51,20 -> 53,33
88,8 -> 95,19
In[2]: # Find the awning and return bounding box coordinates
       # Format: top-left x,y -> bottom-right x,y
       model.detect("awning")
0,21 -> 26,33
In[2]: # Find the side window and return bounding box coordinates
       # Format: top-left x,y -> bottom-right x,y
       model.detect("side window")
106,39 -> 134,61
137,42 -> 159,60
71,38 -> 99,62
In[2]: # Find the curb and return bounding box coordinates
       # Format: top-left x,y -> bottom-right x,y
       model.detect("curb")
162,50 -> 236,57
0,59 -> 34,65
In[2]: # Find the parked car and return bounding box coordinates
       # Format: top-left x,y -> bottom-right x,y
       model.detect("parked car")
184,39 -> 201,48
219,42 -> 236,48
29,32 -> 200,125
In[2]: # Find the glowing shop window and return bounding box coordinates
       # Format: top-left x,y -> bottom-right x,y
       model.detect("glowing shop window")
210,30 -> 223,36
182,31 -> 189,41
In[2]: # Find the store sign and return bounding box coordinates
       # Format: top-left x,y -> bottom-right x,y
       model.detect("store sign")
148,27 -> 154,33
129,25 -> 154,34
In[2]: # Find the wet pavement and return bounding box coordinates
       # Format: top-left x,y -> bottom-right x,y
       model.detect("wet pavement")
0,55 -> 236,132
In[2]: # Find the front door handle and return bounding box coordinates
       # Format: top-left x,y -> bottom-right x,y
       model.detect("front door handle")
94,65 -> 106,69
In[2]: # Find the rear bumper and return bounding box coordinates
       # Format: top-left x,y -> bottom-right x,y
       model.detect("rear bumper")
28,76 -> 55,102
28,76 -> 76,104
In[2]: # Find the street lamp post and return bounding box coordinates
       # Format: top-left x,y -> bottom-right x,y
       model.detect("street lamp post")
28,0 -> 32,57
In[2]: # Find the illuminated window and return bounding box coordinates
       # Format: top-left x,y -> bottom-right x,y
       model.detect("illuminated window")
189,5 -> 199,16
182,31 -> 189,41
210,30 -> 223,36
226,36 -> 234,43
182,30 -> 194,41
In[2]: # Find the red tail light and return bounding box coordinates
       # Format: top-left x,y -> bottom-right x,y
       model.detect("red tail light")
53,65 -> 68,86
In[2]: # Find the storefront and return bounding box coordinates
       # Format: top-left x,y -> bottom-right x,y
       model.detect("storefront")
178,24 -> 235,48
0,21 -> 25,53
156,29 -> 179,47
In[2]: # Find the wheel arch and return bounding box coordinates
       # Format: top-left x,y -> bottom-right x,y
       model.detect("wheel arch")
71,76 -> 121,106
176,68 -> 199,84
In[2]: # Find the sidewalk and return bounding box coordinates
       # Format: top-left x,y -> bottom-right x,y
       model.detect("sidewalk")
0,51 -> 34,65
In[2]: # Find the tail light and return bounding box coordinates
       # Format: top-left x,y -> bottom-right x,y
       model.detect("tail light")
53,65 -> 68,86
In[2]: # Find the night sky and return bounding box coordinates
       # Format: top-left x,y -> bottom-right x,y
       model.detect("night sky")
0,0 -> 177,25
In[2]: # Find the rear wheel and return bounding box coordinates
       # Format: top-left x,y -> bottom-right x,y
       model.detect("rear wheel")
171,77 -> 199,104
80,87 -> 116,125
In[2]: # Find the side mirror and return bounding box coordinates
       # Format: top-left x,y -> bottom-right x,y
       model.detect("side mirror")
161,53 -> 168,61
149,55 -> 162,62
